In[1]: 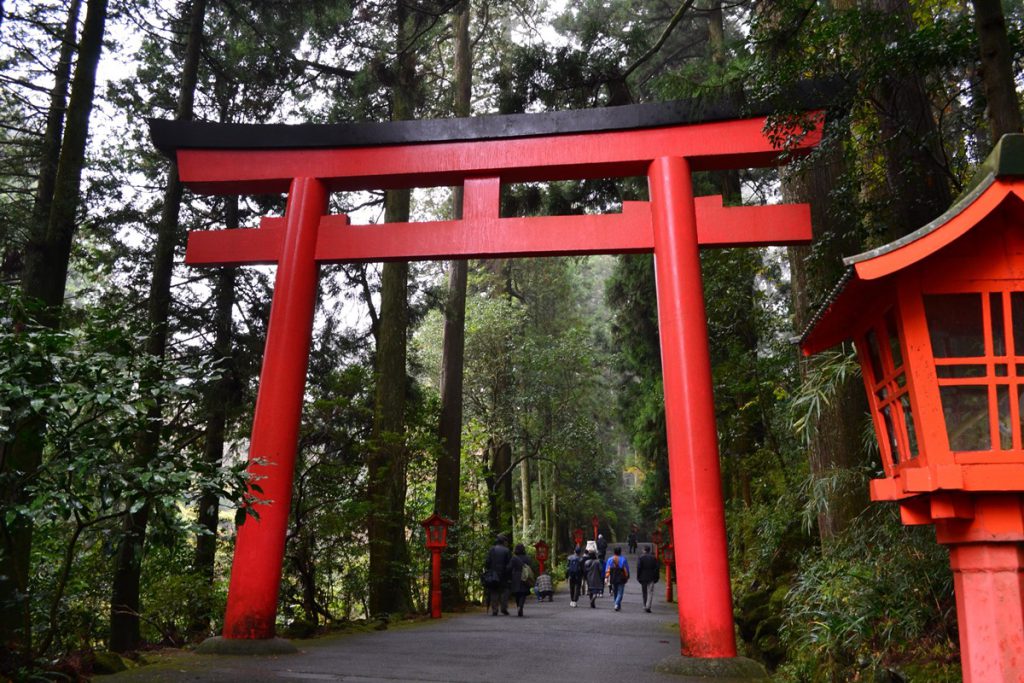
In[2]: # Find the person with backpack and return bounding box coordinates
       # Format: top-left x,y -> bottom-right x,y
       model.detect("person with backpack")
483,534 -> 511,616
636,545 -> 660,613
604,546 -> 630,611
584,550 -> 604,608
566,545 -> 585,607
508,543 -> 534,617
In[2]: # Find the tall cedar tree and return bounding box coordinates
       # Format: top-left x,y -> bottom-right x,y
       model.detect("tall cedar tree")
366,1 -> 422,618
1,0 -> 107,658
109,0 -> 207,652
971,0 -> 1022,140
434,0 -> 471,607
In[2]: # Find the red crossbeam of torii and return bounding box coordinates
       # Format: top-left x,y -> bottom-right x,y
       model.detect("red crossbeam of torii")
151,99 -> 823,661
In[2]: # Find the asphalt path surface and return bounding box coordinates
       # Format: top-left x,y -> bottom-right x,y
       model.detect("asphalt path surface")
105,552 -> 695,682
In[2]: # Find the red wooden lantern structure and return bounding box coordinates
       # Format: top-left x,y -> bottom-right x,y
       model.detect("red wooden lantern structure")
651,528 -> 663,560
150,84 -> 827,664
801,134 -> 1024,682
663,542 -> 676,603
591,514 -> 599,541
661,515 -> 675,602
573,527 -> 585,549
534,540 -> 550,575
420,512 -> 453,619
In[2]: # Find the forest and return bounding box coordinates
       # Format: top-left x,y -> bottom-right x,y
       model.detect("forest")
0,0 -> 1021,680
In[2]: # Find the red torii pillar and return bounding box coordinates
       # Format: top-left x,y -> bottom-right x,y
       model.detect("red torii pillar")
154,107 -> 822,662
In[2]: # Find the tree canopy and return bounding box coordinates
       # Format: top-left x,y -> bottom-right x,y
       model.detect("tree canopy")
0,0 -> 1020,679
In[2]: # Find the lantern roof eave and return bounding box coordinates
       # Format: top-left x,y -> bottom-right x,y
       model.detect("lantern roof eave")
844,133 -> 1024,270
798,133 -> 1024,356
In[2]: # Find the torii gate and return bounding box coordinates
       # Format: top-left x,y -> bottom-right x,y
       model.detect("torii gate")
150,90 -> 824,665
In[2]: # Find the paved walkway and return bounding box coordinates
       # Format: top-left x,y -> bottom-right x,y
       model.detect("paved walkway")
106,555 -> 698,682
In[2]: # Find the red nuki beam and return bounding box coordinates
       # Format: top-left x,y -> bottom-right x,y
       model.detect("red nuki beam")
185,192 -> 812,267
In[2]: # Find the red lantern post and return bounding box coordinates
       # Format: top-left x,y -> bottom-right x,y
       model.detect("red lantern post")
573,527 -> 585,548
651,529 -> 663,560
660,515 -> 674,591
534,540 -> 550,575
591,514 -> 599,541
664,543 -> 675,603
420,513 -> 453,619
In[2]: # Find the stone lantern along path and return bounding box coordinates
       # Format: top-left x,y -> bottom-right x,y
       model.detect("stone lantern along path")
801,133 -> 1024,683
106,581 -> 770,682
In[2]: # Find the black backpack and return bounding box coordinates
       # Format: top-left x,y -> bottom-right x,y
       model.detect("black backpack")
609,556 -> 628,584
567,554 -> 582,578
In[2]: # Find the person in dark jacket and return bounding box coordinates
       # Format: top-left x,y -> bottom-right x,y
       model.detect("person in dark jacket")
596,534 -> 608,566
508,543 -> 533,616
484,534 -> 511,616
566,545 -> 585,607
636,545 -> 660,613
584,550 -> 604,608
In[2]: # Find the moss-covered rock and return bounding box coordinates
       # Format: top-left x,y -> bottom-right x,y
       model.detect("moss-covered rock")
92,651 -> 130,674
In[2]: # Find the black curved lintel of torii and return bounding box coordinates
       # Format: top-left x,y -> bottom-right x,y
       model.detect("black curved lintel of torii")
148,78 -> 847,157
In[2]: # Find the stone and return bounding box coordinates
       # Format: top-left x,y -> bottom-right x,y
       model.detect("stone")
654,655 -> 769,681
195,636 -> 298,655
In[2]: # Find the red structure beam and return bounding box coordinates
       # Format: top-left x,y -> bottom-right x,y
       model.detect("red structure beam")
185,197 -> 812,266
174,115 -> 822,194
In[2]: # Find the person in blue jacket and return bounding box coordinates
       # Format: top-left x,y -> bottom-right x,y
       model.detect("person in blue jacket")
604,546 -> 630,611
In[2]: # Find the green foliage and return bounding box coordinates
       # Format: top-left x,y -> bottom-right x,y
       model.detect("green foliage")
776,508 -> 957,682
0,284 -> 254,659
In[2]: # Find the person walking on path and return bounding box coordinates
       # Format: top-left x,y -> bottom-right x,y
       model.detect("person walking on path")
636,545 -> 660,613
627,529 -> 638,555
584,550 -> 604,608
596,534 -> 608,566
566,545 -> 585,607
484,534 -> 511,616
604,546 -> 630,611
508,543 -> 533,616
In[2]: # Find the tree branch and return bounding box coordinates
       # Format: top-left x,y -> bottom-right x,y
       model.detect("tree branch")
621,0 -> 698,81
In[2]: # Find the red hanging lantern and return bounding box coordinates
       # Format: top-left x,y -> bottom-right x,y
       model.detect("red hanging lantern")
573,527 -> 585,548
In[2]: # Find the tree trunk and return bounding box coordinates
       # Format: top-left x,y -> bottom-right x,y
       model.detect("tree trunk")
20,0 -> 107,318
110,0 -> 206,652
971,0 -> 1023,141
367,3 -> 421,619
0,0 -> 107,658
520,455 -> 532,537
433,0 -> 472,611
17,0 -> 83,281
785,141 -> 871,543
872,0 -> 951,236
485,440 -> 515,541
190,196 -> 238,635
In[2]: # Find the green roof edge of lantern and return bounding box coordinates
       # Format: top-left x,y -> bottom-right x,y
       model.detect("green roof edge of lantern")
844,133 -> 1024,267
